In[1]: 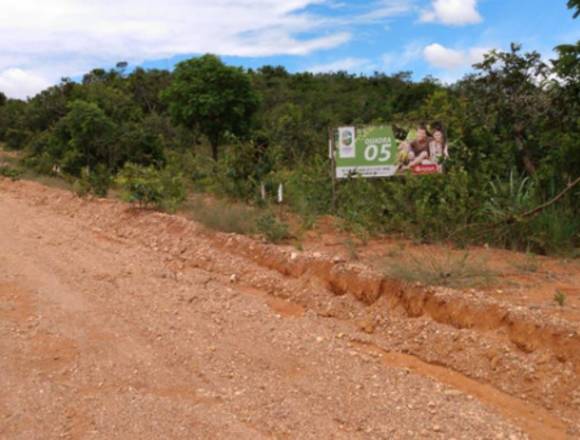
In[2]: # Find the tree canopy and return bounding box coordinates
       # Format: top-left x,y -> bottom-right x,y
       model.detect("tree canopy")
163,54 -> 259,160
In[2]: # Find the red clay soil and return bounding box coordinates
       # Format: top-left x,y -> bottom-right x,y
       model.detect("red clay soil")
1,178 -> 579,439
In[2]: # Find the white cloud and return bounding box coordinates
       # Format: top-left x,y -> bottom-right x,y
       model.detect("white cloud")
357,0 -> 414,21
0,68 -> 52,100
307,57 -> 374,73
0,0 -> 355,98
420,0 -> 482,25
382,42 -> 423,70
423,43 -> 488,70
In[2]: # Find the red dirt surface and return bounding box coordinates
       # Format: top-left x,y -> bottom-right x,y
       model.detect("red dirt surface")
1,178 -> 579,439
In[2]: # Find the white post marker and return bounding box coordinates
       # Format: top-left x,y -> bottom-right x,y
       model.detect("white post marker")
277,184 -> 284,203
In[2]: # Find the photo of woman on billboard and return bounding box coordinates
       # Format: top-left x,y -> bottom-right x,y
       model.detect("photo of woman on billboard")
396,123 -> 449,174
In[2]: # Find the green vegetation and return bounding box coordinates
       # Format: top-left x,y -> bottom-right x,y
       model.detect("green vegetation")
511,252 -> 540,273
256,212 -> 291,243
163,55 -> 259,161
0,4 -> 578,255
116,163 -> 186,212
384,251 -> 496,289
554,290 -> 567,307
72,164 -> 111,197
183,196 -> 262,235
0,165 -> 22,180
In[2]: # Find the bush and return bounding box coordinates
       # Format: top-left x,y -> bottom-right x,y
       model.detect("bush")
184,195 -> 261,234
0,165 -> 23,180
279,158 -> 333,228
5,128 -> 31,150
116,163 -> 186,212
72,164 -> 111,197
212,141 -> 280,201
52,100 -> 116,176
336,177 -> 386,236
256,212 -> 291,243
384,250 -> 496,289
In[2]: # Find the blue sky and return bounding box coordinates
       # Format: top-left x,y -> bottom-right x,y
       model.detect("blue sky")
0,0 -> 578,98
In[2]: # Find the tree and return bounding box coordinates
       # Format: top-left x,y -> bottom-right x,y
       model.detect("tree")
163,54 -> 259,161
462,44 -> 551,175
569,0 -> 580,18
0,91 -> 6,107
51,100 -> 116,174
128,67 -> 171,114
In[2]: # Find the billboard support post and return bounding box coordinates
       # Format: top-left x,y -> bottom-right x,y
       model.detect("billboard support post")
328,127 -> 337,212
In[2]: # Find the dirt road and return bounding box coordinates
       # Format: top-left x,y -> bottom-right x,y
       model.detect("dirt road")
0,179 -> 577,439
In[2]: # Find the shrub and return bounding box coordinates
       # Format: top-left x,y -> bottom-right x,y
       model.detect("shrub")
336,177 -> 386,235
384,250 -> 496,288
73,164 -> 111,197
280,158 -> 333,228
554,290 -> 566,307
116,163 -> 186,212
5,128 -> 31,150
256,212 -> 291,243
184,195 -> 260,234
212,141 -> 280,201
0,165 -> 22,180
52,100 -> 116,176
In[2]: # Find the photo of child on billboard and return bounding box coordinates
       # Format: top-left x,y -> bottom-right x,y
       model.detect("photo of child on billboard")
396,123 -> 449,175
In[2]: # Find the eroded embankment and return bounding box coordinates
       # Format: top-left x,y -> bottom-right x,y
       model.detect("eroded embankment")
92,202 -> 579,369
208,233 -> 580,368
351,340 -> 568,440
102,209 -> 579,438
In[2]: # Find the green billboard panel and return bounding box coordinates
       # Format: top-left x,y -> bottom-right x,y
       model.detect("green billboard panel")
335,125 -> 398,178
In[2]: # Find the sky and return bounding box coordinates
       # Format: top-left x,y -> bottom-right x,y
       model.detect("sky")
0,0 -> 578,99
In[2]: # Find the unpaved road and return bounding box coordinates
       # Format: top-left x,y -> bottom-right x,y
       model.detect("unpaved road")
0,179 -> 577,439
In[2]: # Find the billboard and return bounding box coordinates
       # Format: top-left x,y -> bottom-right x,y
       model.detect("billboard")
334,125 -> 398,178
333,125 -> 448,178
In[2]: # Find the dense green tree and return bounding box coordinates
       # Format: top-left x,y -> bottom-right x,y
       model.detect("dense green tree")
25,80 -> 76,132
128,68 -> 172,114
0,99 -> 27,144
51,100 -> 116,174
163,54 -> 260,161
460,44 -> 551,175
569,0 -> 580,18
0,92 -> 6,107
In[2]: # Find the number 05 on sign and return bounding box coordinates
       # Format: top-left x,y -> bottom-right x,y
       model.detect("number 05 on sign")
334,126 -> 398,178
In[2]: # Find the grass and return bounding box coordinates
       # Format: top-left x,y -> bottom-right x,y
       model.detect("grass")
0,154 -> 73,191
0,165 -> 22,180
181,194 -> 262,235
383,250 -> 497,289
554,290 -> 567,307
344,237 -> 359,261
511,252 -> 540,273
256,212 -> 291,243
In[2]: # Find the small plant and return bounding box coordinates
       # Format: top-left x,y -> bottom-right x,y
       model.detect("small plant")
384,250 -> 496,289
512,252 -> 540,273
256,212 -> 290,243
344,237 -> 359,261
116,163 -> 186,212
294,241 -> 304,251
386,247 -> 402,258
73,165 -> 111,198
184,196 -> 260,235
0,165 -> 22,181
554,290 -> 566,307
72,172 -> 91,197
